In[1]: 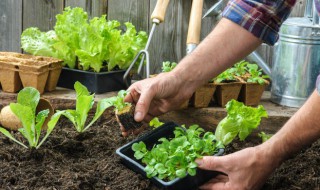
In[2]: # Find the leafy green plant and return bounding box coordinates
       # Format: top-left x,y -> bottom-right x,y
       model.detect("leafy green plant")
105,90 -> 131,112
214,68 -> 237,83
56,81 -> 115,133
161,61 -> 177,72
149,117 -> 164,129
0,87 -> 60,149
21,7 -> 147,72
132,125 -> 223,180
233,60 -> 249,77
215,99 -> 268,145
258,132 -> 273,143
246,63 -> 270,84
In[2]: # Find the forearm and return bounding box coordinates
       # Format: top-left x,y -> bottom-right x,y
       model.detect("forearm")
171,18 -> 262,93
260,90 -> 320,165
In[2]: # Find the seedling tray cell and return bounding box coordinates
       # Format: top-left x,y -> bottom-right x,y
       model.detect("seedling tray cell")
116,122 -> 224,190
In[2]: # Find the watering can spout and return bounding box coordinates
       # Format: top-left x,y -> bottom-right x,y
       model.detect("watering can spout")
247,51 -> 271,77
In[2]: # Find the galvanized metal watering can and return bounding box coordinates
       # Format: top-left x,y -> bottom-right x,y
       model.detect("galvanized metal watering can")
204,0 -> 320,108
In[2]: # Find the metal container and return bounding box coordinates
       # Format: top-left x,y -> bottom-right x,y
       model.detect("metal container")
270,1 -> 320,107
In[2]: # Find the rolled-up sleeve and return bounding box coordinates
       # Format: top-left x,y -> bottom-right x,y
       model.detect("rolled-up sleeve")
222,0 -> 296,45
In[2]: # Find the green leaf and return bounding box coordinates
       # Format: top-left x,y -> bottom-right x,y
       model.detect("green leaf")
215,100 -> 268,145
75,95 -> 94,132
155,163 -> 166,174
37,111 -> 64,149
188,167 -> 197,176
149,117 -> 164,129
161,61 -> 177,72
21,27 -> 58,58
62,110 -> 77,127
17,87 -> 40,114
0,127 -> 28,149
35,109 -> 49,145
258,132 -> 273,143
10,103 -> 35,147
74,81 -> 90,97
176,168 -> 187,178
84,98 -> 113,131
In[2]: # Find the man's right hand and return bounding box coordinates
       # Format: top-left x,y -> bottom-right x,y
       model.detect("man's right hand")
124,72 -> 195,123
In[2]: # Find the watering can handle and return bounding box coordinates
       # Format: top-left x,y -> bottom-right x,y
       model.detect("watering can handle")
151,0 -> 170,23
187,0 -> 204,45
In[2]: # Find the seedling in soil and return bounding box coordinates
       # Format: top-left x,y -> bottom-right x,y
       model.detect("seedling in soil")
132,124 -> 223,181
0,87 -> 60,149
56,81 -> 113,133
161,61 -> 177,73
111,90 -> 142,131
149,117 -> 164,129
246,63 -> 270,84
258,132 -> 273,143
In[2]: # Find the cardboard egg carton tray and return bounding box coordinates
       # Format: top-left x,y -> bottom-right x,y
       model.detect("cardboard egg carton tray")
0,52 -> 63,94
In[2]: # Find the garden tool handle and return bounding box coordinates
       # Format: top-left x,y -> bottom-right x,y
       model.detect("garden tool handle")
151,0 -> 170,23
187,0 -> 203,45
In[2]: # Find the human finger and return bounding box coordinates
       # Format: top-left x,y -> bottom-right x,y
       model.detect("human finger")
196,156 -> 228,174
134,88 -> 156,122
124,89 -> 140,104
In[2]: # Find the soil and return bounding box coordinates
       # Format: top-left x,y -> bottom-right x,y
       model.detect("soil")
0,116 -> 319,190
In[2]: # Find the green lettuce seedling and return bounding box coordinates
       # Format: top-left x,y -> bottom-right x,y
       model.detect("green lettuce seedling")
56,81 -> 114,133
258,132 -> 273,143
149,117 -> 164,129
215,100 -> 268,145
132,124 -> 223,180
0,87 -> 60,149
161,61 -> 177,73
246,63 -> 270,84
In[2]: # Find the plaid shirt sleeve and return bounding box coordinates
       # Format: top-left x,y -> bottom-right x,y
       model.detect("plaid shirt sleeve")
222,0 -> 296,45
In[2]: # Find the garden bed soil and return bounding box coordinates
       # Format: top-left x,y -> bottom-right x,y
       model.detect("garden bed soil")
0,116 -> 319,190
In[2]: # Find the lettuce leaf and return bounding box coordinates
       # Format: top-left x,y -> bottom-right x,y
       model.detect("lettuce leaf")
21,27 -> 58,58
215,100 -> 268,145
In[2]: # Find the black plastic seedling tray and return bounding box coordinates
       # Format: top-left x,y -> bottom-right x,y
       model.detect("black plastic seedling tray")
57,67 -> 130,94
116,122 -> 224,190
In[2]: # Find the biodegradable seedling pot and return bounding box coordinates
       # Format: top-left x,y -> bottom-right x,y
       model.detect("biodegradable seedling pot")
18,64 -> 49,94
57,67 -> 130,94
116,122 -> 224,190
192,83 -> 216,108
238,81 -> 269,106
0,52 -> 62,94
0,61 -> 22,93
115,104 -> 143,131
214,82 -> 243,107
45,61 -> 63,92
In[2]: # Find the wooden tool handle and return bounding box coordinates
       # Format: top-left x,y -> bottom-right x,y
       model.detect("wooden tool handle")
187,0 -> 204,45
151,0 -> 170,23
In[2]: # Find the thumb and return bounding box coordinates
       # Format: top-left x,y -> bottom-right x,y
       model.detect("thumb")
196,156 -> 228,174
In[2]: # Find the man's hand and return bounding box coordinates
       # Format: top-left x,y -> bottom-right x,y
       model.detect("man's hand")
124,72 -> 195,122
196,145 -> 280,190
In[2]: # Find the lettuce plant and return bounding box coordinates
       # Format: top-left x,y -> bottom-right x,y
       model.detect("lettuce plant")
161,61 -> 177,73
149,117 -> 164,129
246,63 -> 270,84
21,7 -> 147,72
215,100 -> 268,145
54,81 -> 115,133
0,87 -> 60,149
132,125 -> 223,180
258,132 -> 273,143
